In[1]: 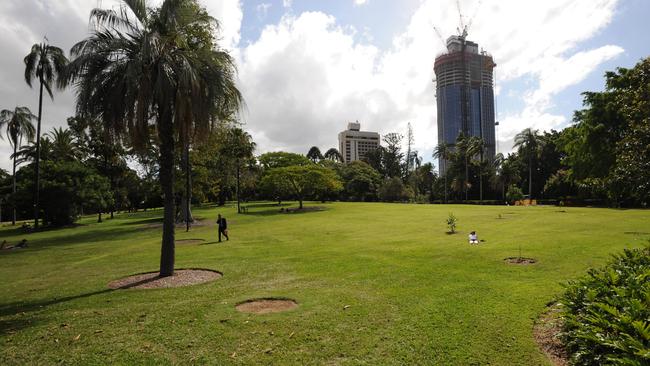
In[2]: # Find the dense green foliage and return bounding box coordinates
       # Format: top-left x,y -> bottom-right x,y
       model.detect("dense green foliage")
560,246 -> 650,365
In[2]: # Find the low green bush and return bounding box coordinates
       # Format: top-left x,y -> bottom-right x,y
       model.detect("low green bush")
559,245 -> 650,365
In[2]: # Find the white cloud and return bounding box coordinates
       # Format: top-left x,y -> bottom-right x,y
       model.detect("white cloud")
0,0 -> 624,171
0,0 -> 243,171
236,0 -> 622,163
283,0 -> 293,8
354,0 -> 369,6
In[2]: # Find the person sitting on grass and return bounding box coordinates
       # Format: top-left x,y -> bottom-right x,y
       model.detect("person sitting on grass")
468,231 -> 479,245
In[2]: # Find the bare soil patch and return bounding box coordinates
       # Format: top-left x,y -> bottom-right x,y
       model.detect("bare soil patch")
235,298 -> 298,314
175,239 -> 205,245
534,303 -> 569,366
504,257 -> 537,265
108,269 -> 221,289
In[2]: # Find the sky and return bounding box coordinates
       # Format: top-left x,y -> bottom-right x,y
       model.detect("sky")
0,0 -> 648,172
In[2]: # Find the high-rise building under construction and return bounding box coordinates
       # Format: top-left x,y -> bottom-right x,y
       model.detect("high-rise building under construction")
434,35 -> 496,174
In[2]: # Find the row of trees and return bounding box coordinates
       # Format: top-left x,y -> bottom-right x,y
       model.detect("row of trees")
0,0 -> 247,277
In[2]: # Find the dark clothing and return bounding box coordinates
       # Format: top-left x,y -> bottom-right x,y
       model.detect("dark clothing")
217,218 -> 227,230
217,217 -> 229,242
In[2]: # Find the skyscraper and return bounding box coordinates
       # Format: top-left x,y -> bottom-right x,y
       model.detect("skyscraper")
434,35 -> 496,174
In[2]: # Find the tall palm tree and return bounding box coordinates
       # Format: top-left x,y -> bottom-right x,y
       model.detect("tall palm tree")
0,107 -> 36,225
433,142 -> 453,203
66,0 -> 243,277
24,42 -> 68,229
468,137 -> 486,201
513,128 -> 541,198
226,128 -> 256,214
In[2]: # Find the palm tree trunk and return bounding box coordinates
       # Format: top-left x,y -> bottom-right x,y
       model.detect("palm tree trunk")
12,143 -> 17,226
528,155 -> 533,198
465,155 -> 469,201
444,174 -> 448,203
184,141 -> 193,231
236,160 -> 241,214
34,78 -> 44,229
158,109 -> 175,277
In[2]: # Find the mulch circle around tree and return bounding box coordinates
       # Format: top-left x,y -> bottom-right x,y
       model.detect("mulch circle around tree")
175,239 -> 205,245
235,298 -> 298,314
108,269 -> 222,290
533,303 -> 569,366
504,257 -> 537,265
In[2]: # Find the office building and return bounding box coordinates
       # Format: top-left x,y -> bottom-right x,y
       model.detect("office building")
338,122 -> 380,163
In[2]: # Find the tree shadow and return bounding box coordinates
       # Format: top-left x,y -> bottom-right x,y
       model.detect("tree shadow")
0,288 -> 114,319
243,206 -> 328,216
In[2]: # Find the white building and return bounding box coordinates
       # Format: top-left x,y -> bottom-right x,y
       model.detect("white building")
338,121 -> 380,163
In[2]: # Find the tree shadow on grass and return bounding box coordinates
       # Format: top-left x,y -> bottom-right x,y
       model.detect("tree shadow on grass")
0,225 -> 153,256
0,288 -> 114,320
243,206 -> 328,216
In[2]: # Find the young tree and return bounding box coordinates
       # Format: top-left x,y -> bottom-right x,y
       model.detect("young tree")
0,107 -> 36,225
24,41 -> 68,228
66,0 -> 243,277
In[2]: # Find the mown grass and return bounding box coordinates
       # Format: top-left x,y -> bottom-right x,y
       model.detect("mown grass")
1,202 -> 648,365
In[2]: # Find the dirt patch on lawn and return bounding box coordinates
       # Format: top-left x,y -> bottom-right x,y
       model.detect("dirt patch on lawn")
235,298 -> 298,314
108,269 -> 221,289
534,303 -> 569,366
175,239 -> 205,245
504,257 -> 537,265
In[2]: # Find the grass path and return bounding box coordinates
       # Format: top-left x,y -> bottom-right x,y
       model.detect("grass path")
1,202 -> 648,365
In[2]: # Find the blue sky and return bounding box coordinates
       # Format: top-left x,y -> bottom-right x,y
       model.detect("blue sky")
0,0 -> 648,171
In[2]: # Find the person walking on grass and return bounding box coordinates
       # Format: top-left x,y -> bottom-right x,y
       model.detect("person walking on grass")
216,214 -> 229,242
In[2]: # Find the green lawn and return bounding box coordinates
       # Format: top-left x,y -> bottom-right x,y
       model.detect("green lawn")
1,202 -> 648,365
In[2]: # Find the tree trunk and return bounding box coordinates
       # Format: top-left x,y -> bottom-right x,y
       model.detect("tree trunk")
529,155 -> 533,198
298,198 -> 303,209
444,175 -> 448,203
34,78 -> 44,229
176,142 -> 194,229
12,143 -> 17,226
98,212 -> 102,223
465,155 -> 469,201
236,160 -> 241,214
158,108 -> 175,277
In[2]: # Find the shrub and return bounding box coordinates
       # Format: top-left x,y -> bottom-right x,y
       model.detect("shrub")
506,185 -> 524,202
559,246 -> 650,365
446,213 -> 457,233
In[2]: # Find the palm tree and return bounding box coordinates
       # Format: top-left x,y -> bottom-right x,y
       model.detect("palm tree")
468,137 -> 486,201
0,107 -> 36,225
433,142 -> 452,203
226,128 -> 256,214
307,146 -> 323,162
324,148 -> 342,162
48,127 -> 80,161
66,0 -> 243,277
24,42 -> 68,229
513,128 -> 541,198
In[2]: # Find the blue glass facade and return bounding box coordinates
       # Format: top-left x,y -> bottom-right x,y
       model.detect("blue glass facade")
434,44 -> 496,174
